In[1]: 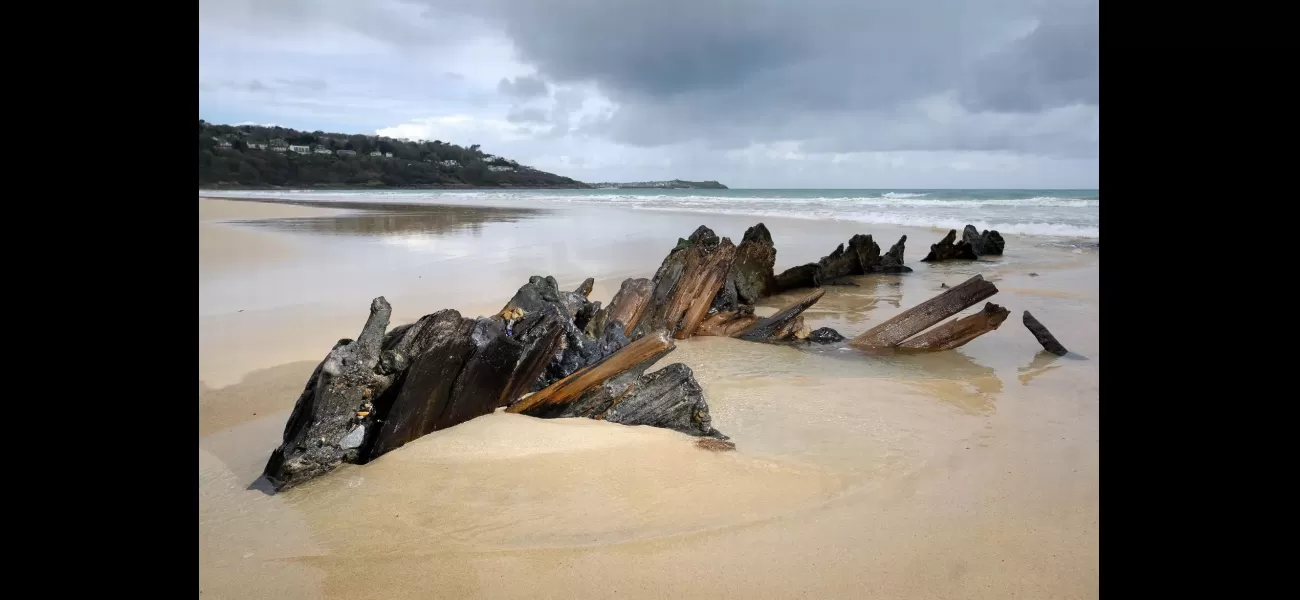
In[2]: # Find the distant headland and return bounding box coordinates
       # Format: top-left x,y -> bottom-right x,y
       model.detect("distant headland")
590,180 -> 729,190
198,120 -> 587,189
198,120 -> 726,191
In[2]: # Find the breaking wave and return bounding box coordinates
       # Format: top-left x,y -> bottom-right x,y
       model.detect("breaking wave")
203,188 -> 1099,239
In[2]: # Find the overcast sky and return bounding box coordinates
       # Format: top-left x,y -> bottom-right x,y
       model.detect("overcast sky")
199,0 -> 1098,188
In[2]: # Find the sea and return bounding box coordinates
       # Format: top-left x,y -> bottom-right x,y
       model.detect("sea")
208,188 -> 1100,239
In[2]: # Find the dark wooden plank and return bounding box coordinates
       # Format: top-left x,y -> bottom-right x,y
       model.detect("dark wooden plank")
850,274 -> 998,348
897,302 -> 1010,351
735,288 -> 826,341
1022,310 -> 1069,356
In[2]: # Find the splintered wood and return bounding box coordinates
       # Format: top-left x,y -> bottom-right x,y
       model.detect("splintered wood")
505,332 -> 675,415
897,302 -> 1009,351
850,275 -> 1001,350
692,289 -> 826,342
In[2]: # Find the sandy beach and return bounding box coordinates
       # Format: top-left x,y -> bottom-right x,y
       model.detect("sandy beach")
198,195 -> 1099,599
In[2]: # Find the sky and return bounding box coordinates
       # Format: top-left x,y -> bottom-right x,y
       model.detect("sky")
198,0 -> 1098,189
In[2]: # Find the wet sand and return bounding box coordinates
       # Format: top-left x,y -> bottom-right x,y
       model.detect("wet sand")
198,196 -> 1099,599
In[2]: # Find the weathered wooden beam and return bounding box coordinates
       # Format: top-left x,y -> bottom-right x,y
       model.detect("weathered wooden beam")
506,331 -> 676,415
728,223 -> 778,305
263,297 -> 399,491
695,310 -> 735,337
850,274 -> 999,349
921,229 -> 978,262
632,226 -> 738,339
446,310 -> 569,422
676,240 -> 738,339
695,308 -> 763,337
524,352 -> 727,439
598,363 -> 727,438
1022,310 -> 1068,356
962,225 -> 1005,256
366,308 -> 568,461
586,277 -> 653,337
736,288 -> 826,341
772,233 -> 913,294
877,235 -> 910,272
772,315 -> 806,341
501,275 -> 597,326
773,263 -> 823,292
897,302 -> 1010,351
496,275 -> 631,391
367,310 -> 476,459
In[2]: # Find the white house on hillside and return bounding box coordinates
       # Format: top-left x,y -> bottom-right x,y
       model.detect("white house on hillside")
337,149 -> 356,157
439,160 -> 461,168
314,147 -> 333,155
369,151 -> 382,157
289,145 -> 310,153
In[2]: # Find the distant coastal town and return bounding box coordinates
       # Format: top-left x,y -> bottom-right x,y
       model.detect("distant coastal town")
198,121 -> 726,190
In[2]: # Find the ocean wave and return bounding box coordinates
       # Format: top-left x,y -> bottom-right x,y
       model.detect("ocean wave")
202,189 -> 1099,238
623,205 -> 1100,238
534,194 -> 1097,208
206,189 -> 1096,208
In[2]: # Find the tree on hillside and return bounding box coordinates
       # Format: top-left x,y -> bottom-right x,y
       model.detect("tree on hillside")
197,121 -> 584,188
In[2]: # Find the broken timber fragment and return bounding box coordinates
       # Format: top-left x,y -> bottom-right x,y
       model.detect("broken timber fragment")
696,438 -> 737,451
631,226 -> 738,340
807,327 -> 846,344
728,223 -> 778,305
599,363 -> 725,438
367,309 -> 477,459
445,310 -> 568,420
850,274 -> 999,349
773,263 -> 823,293
586,277 -> 653,337
712,223 -> 778,312
962,225 -> 1006,257
921,229 -> 979,262
509,332 -> 727,439
367,308 -> 566,461
500,275 -> 631,390
773,234 -> 912,294
502,275 -> 600,331
878,236 -> 910,271
897,302 -> 1010,351
695,307 -> 762,337
736,288 -> 826,342
508,331 -> 676,416
1022,310 -> 1069,356
263,297 -> 400,491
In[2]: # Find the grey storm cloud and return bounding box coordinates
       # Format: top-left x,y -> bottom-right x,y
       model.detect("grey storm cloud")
498,75 -> 550,99
506,107 -> 550,124
419,0 -> 1098,157
202,0 -> 1098,162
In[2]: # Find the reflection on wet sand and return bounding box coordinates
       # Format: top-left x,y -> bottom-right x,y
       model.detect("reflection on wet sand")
762,275 -> 906,329
877,350 -> 1001,415
228,203 -> 547,238
793,344 -> 1002,415
1017,350 -> 1088,386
